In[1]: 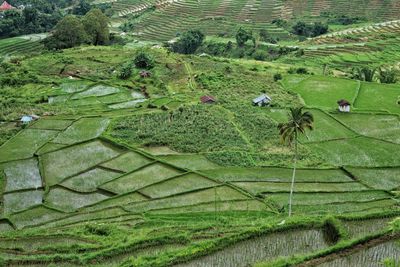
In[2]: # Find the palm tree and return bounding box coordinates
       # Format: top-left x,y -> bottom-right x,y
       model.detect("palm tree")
278,107 -> 314,217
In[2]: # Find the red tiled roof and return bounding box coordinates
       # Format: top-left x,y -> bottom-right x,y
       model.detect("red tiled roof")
200,95 -> 215,103
0,1 -> 13,11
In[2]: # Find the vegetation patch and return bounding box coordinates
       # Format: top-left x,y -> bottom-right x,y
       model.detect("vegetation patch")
334,113 -> 400,143
52,117 -> 110,145
107,105 -> 249,153
46,187 -> 109,212
157,154 -> 221,170
30,119 -> 74,131
0,129 -> 58,162
3,190 -> 44,214
3,158 -> 42,192
61,168 -> 122,193
71,85 -> 120,99
100,163 -> 183,194
140,173 -> 218,198
202,167 -> 352,183
355,82 -> 400,114
284,76 -> 359,110
307,137 -> 400,167
346,167 -> 400,190
100,151 -> 153,173
41,140 -> 122,185
125,186 -> 250,213
233,181 -> 368,194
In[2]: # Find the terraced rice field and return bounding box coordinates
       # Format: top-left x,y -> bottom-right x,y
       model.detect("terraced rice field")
0,35 -> 45,57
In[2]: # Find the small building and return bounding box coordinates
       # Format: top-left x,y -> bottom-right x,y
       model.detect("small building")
200,95 -> 216,104
20,115 -> 39,124
252,94 -> 271,107
0,1 -> 14,11
337,99 -> 351,112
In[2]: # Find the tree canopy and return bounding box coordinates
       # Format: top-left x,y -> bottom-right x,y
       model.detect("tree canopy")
171,29 -> 205,54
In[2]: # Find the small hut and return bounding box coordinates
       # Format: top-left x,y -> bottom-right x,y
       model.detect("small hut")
337,99 -> 351,112
20,115 -> 39,124
252,94 -> 271,107
200,95 -> 216,104
0,1 -> 13,11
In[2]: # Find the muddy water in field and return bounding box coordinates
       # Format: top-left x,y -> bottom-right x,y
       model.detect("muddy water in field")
317,239 -> 400,267
176,229 -> 329,267
342,217 -> 393,239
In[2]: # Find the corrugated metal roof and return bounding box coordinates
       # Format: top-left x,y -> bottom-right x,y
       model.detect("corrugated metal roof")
253,94 -> 271,103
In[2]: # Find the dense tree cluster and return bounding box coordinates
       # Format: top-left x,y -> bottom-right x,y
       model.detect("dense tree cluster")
44,9 -> 109,49
0,0 -> 102,38
0,7 -> 62,38
291,21 -> 329,38
171,29 -> 205,54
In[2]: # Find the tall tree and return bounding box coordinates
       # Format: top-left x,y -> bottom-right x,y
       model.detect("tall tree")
171,29 -> 204,54
278,107 -> 314,217
44,15 -> 87,49
82,8 -> 109,45
235,27 -> 253,47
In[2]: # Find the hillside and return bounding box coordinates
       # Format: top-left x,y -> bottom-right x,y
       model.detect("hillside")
101,0 -> 400,41
0,1 -> 399,266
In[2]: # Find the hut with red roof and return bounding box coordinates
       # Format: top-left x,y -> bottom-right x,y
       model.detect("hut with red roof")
0,1 -> 14,11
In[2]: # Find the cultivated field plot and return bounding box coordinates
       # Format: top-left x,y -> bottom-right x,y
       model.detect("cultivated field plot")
283,75 -> 359,110
307,136 -> 400,167
355,82 -> 400,114
333,113 -> 400,144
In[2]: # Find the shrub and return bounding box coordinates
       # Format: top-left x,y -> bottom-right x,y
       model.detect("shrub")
296,67 -> 309,74
253,50 -> 268,61
236,27 -> 253,47
134,52 -> 155,69
117,62 -> 133,79
379,68 -> 397,84
274,73 -> 282,82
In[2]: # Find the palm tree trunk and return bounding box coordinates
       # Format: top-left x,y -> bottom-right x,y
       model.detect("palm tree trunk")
288,132 -> 298,217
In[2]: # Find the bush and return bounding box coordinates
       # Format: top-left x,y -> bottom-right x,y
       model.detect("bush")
253,50 -> 268,61
379,68 -> 397,84
117,62 -> 133,79
134,52 -> 155,69
236,27 -> 253,47
273,73 -> 282,82
296,67 -> 309,74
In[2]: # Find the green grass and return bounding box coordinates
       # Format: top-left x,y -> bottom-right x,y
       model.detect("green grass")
30,119 -> 74,131
355,82 -> 400,114
333,113 -> 400,143
140,173 -> 218,198
46,187 -> 109,212
52,117 -> 110,145
0,129 -> 58,162
10,206 -> 66,229
299,109 -> 356,142
61,168 -> 122,193
267,191 -> 392,206
125,186 -> 251,212
100,163 -> 184,194
107,105 -> 249,153
157,154 -> 221,170
347,167 -> 400,190
307,137 -> 400,167
202,167 -> 353,182
285,75 -> 359,110
233,181 -> 368,194
100,151 -> 153,172
41,140 -> 122,186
